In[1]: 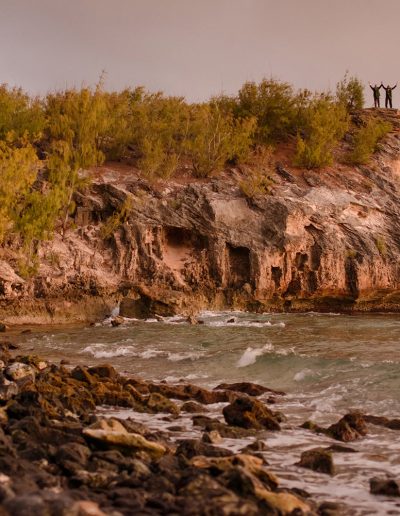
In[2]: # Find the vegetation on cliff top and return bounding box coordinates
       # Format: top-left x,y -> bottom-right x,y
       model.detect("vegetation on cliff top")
0,75 -> 392,271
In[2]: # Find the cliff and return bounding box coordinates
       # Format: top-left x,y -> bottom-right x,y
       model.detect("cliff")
2,110 -> 400,324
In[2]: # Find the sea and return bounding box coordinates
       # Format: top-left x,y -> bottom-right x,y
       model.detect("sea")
16,311 -> 400,515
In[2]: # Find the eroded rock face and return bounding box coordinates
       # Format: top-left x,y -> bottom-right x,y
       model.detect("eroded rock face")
3,111 -> 400,323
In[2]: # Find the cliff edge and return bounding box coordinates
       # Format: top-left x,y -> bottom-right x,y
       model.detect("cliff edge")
2,110 -> 400,324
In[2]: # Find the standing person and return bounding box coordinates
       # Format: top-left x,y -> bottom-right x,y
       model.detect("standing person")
369,83 -> 382,108
381,82 -> 397,108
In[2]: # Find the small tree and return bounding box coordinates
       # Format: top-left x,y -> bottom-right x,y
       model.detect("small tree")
184,103 -> 256,177
336,73 -> 365,111
346,118 -> 392,164
45,84 -> 109,235
295,96 -> 349,169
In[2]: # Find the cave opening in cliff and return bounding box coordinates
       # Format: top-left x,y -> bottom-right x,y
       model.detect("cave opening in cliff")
227,244 -> 251,287
163,227 -> 208,275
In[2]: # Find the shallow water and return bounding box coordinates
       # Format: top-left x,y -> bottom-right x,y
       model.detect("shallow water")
16,311 -> 400,514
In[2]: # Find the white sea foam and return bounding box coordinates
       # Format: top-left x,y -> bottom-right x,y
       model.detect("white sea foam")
137,349 -> 164,359
237,343 -> 273,368
167,352 -> 203,362
82,345 -> 136,359
294,368 -> 315,381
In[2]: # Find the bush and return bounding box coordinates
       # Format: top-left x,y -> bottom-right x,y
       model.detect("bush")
239,169 -> 274,198
336,73 -> 365,111
184,103 -> 256,177
0,84 -> 45,141
295,96 -> 349,169
346,118 -> 392,165
235,79 -> 298,143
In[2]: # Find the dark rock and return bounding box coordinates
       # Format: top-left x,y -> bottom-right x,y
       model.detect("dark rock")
149,381 -> 230,404
181,401 -> 209,413
111,316 -> 124,327
70,365 -> 96,385
327,412 -> 367,442
3,495 -> 49,516
326,444 -> 357,453
370,477 -> 400,497
146,392 -> 180,415
88,364 -> 119,380
223,396 -> 281,430
0,324 -> 6,333
296,448 -> 335,475
318,500 -> 344,515
365,414 -> 400,430
241,439 -> 267,453
175,439 -> 233,459
201,430 -> 222,444
215,381 -> 285,396
192,415 -> 254,439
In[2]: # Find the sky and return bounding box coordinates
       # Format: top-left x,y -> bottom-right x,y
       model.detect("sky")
1,0 -> 400,104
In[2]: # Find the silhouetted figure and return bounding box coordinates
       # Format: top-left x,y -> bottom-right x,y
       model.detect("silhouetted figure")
369,83 -> 382,108
381,83 -> 397,108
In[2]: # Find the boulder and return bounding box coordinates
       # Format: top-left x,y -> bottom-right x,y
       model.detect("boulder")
327,412 -> 367,442
223,396 -> 281,431
181,401 -> 209,413
110,315 -> 124,327
175,439 -> 233,459
296,447 -> 335,475
215,382 -> 285,397
83,419 -> 166,459
201,430 -> 222,444
5,363 -> 35,382
370,477 -> 400,497
146,392 -> 180,415
88,364 -> 119,380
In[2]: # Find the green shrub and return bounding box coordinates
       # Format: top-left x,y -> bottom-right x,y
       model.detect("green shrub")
235,79 -> 298,143
346,119 -> 392,165
336,73 -> 364,111
184,103 -> 255,177
295,96 -> 349,169
239,169 -> 274,198
0,84 -> 45,141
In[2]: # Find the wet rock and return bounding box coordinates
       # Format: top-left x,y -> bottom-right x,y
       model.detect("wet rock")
215,381 -> 285,397
326,444 -> 357,453
241,439 -> 268,453
296,447 -> 335,475
83,419 -> 166,459
303,412 -> 368,442
176,439 -> 233,459
365,414 -> 400,430
370,477 -> 400,497
149,381 -> 230,404
0,381 -> 18,401
146,392 -> 180,415
226,317 -> 236,323
110,315 -> 124,327
202,430 -> 222,444
5,362 -> 35,382
192,415 -> 254,439
181,401 -> 209,413
70,366 -> 95,385
223,396 -> 281,431
0,323 -> 6,333
318,500 -> 344,515
327,412 -> 367,442
88,364 -> 119,380
55,442 -> 91,474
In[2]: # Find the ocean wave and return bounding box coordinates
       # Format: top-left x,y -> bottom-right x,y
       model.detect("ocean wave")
81,344 -> 136,359
237,343 -> 274,368
294,368 -> 316,381
167,351 -> 203,362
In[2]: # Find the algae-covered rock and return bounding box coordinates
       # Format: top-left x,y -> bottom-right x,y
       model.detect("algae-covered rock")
223,395 -> 281,431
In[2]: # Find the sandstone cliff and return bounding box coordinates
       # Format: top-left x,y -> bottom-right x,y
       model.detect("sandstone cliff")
2,110 -> 400,324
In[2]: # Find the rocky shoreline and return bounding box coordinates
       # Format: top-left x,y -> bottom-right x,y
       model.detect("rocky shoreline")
0,341 -> 398,515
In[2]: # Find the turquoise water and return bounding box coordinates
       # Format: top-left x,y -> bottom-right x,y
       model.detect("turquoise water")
16,311 -> 400,514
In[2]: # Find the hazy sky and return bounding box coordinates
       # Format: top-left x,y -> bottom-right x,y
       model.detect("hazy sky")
2,0 -> 400,103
